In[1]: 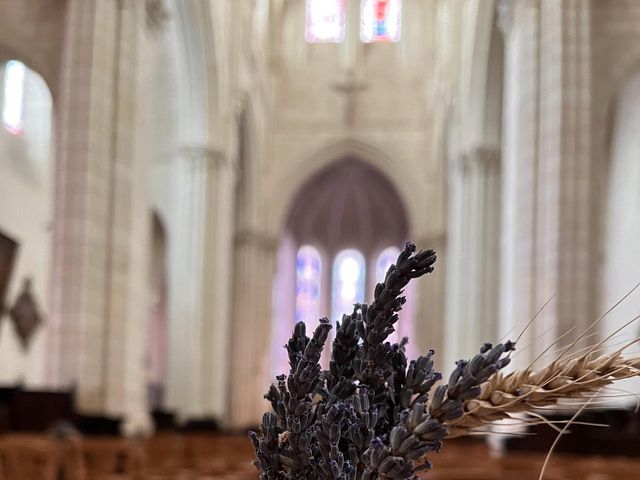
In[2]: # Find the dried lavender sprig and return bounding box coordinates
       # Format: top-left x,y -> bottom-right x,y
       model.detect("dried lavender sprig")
429,342 -> 515,422
360,243 -> 436,349
256,319 -> 333,478
327,308 -> 360,396
251,412 -> 283,480
253,244 -> 514,480
359,342 -> 515,479
350,245 -> 437,424
310,403 -> 356,480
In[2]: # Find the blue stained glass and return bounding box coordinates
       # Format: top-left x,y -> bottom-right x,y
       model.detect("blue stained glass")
361,0 -> 402,43
375,246 -> 400,284
296,246 -> 322,328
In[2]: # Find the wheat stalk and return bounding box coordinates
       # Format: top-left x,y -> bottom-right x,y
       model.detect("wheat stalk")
444,350 -> 640,438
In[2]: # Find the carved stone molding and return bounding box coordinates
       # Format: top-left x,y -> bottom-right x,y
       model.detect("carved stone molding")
145,0 -> 169,34
415,232 -> 447,249
179,145 -> 228,170
234,229 -> 280,252
497,0 -> 516,37
460,145 -> 501,174
475,145 -> 501,172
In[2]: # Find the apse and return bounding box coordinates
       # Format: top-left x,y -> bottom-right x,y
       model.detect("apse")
271,158 -> 414,376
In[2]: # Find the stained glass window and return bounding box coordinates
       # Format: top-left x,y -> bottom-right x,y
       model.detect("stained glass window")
332,249 -> 366,321
360,0 -> 402,43
375,246 -> 400,285
2,60 -> 26,135
296,246 -> 323,331
306,0 -> 346,43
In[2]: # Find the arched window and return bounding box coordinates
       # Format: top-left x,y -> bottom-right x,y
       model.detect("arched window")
332,249 -> 366,321
2,60 -> 26,135
1,60 -> 53,177
361,0 -> 402,43
296,246 -> 323,330
306,0 -> 345,43
374,246 -> 415,351
375,246 -> 400,284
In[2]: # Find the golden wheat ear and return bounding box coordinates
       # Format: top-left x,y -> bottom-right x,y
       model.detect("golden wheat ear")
444,348 -> 640,438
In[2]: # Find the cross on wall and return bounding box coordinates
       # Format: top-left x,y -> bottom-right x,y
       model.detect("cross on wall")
331,69 -> 369,127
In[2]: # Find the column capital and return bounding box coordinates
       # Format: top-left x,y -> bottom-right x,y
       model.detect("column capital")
496,0 -> 516,37
461,145 -> 501,174
145,0 -> 169,33
179,145 -> 229,169
414,232 -> 447,250
235,228 -> 280,253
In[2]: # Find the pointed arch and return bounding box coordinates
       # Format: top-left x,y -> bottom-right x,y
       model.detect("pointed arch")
166,0 -> 220,146
268,138 -> 422,238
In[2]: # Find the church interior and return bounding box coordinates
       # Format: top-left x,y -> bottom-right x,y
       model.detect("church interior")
1,0 -> 640,478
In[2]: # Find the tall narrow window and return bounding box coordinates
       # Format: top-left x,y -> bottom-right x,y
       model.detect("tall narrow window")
296,246 -> 323,331
374,246 -> 401,343
332,249 -> 366,321
361,0 -> 402,43
2,60 -> 26,135
375,246 -> 400,285
306,0 -> 346,43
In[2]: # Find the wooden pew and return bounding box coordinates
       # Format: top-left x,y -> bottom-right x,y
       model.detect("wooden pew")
0,435 -> 59,480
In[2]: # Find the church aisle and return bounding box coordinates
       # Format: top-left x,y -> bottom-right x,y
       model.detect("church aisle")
170,435 -> 640,480
1,432 -> 640,479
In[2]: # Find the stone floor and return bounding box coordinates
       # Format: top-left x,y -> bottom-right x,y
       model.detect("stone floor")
3,432 -> 638,479
220,436 -> 640,480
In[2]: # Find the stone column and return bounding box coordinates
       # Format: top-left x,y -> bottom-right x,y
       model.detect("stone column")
167,146 -> 236,422
444,147 -> 501,367
498,0 -> 543,365
537,0 -> 595,346
229,230 -> 278,428
499,0 -> 595,363
414,232 -> 447,371
49,0 -> 150,429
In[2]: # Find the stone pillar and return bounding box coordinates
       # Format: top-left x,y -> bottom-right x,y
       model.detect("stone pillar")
498,0 -> 543,365
444,147 -> 501,367
49,0 -> 150,429
499,0 -> 595,364
167,146 -> 236,421
538,0 -> 595,346
229,230 -> 277,428
414,232 -> 447,371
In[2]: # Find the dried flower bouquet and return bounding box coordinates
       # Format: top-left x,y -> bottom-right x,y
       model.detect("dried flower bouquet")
251,243 -> 640,480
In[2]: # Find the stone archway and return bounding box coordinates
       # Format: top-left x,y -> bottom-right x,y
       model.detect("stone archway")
445,6 -> 504,368
266,139 -> 422,241
274,158 -> 412,372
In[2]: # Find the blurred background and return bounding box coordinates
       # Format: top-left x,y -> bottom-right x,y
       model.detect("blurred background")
0,0 -> 639,478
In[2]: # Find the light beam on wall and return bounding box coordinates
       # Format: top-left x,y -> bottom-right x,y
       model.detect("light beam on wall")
2,60 -> 26,135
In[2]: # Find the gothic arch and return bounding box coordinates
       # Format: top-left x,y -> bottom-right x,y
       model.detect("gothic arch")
460,0 -> 500,150
167,0 -> 220,146
286,158 -> 410,257
0,0 -> 65,96
269,139 -> 421,239
235,98 -> 260,233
